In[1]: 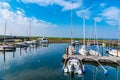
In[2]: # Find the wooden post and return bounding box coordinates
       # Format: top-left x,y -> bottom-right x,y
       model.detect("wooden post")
66,48 -> 68,57
116,48 -> 118,57
102,46 -> 103,56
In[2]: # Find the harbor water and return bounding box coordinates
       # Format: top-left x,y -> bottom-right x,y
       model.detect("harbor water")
0,43 -> 119,80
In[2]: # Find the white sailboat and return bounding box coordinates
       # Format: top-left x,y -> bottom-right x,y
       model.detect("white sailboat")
0,20 -> 16,52
88,19 -> 101,56
63,0 -> 85,76
66,0 -> 76,55
68,44 -> 76,55
24,20 -> 39,46
107,20 -> 120,57
78,17 -> 88,55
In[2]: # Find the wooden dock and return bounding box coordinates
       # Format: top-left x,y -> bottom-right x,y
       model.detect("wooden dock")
62,54 -> 120,66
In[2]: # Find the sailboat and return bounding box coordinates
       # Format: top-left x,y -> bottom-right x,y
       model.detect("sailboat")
62,0 -> 84,76
88,19 -> 101,56
107,20 -> 120,57
65,0 -> 76,55
24,20 -> 37,46
78,17 -> 88,55
0,20 -> 16,51
16,20 -> 33,48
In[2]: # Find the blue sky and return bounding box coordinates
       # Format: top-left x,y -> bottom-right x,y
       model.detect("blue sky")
0,0 -> 120,38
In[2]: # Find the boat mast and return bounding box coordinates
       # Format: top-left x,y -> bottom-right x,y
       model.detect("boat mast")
94,19 -> 99,50
83,16 -> 85,45
70,0 -> 73,44
4,20 -> 7,42
29,20 -> 31,40
118,19 -> 120,47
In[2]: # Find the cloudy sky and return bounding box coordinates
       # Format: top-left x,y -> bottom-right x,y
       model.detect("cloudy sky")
0,0 -> 120,38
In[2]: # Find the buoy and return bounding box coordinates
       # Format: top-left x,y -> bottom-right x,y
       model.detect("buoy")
82,65 -> 85,73
78,69 -> 82,75
97,61 -> 108,76
104,70 -> 108,76
100,65 -> 108,76
64,68 -> 68,73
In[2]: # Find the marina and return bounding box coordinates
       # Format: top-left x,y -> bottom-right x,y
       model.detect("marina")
0,43 -> 119,80
0,0 -> 120,80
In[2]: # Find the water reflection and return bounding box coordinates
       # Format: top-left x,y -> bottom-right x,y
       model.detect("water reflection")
0,43 -> 119,80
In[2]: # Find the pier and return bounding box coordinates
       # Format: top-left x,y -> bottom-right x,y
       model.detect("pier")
62,54 -> 120,66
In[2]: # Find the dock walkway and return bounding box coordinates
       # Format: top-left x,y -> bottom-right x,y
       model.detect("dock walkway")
63,54 -> 120,65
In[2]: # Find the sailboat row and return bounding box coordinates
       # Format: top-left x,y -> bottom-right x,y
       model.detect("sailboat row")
62,1 -> 101,76
0,20 -> 48,52
78,17 -> 101,56
0,20 -> 16,51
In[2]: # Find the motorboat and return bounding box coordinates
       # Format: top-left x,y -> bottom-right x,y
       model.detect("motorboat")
63,57 -> 83,75
107,49 -> 120,57
37,36 -> 48,43
74,40 -> 80,45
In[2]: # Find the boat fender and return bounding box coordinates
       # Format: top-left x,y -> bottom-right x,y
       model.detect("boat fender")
104,70 -> 108,76
78,70 -> 82,75
82,67 -> 85,73
64,68 -> 68,73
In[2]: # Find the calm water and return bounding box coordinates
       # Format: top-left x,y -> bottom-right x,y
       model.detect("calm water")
0,43 -> 119,80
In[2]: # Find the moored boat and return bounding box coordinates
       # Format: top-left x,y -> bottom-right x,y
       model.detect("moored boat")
0,45 -> 16,52
63,57 -> 84,75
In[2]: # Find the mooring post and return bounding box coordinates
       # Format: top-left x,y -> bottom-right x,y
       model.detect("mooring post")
13,51 -> 15,58
102,46 -> 103,56
66,48 -> 68,57
3,47 -> 6,62
20,47 -> 21,55
116,48 -> 118,57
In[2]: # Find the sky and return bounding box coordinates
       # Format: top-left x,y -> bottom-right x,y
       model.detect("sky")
0,0 -> 120,39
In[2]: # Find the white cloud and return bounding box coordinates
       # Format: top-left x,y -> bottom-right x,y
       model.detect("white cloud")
100,3 -> 106,8
94,17 -> 102,22
21,0 -> 82,11
101,7 -> 120,26
76,9 -> 91,19
0,2 -> 10,9
106,20 -> 118,26
0,1 -> 57,36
